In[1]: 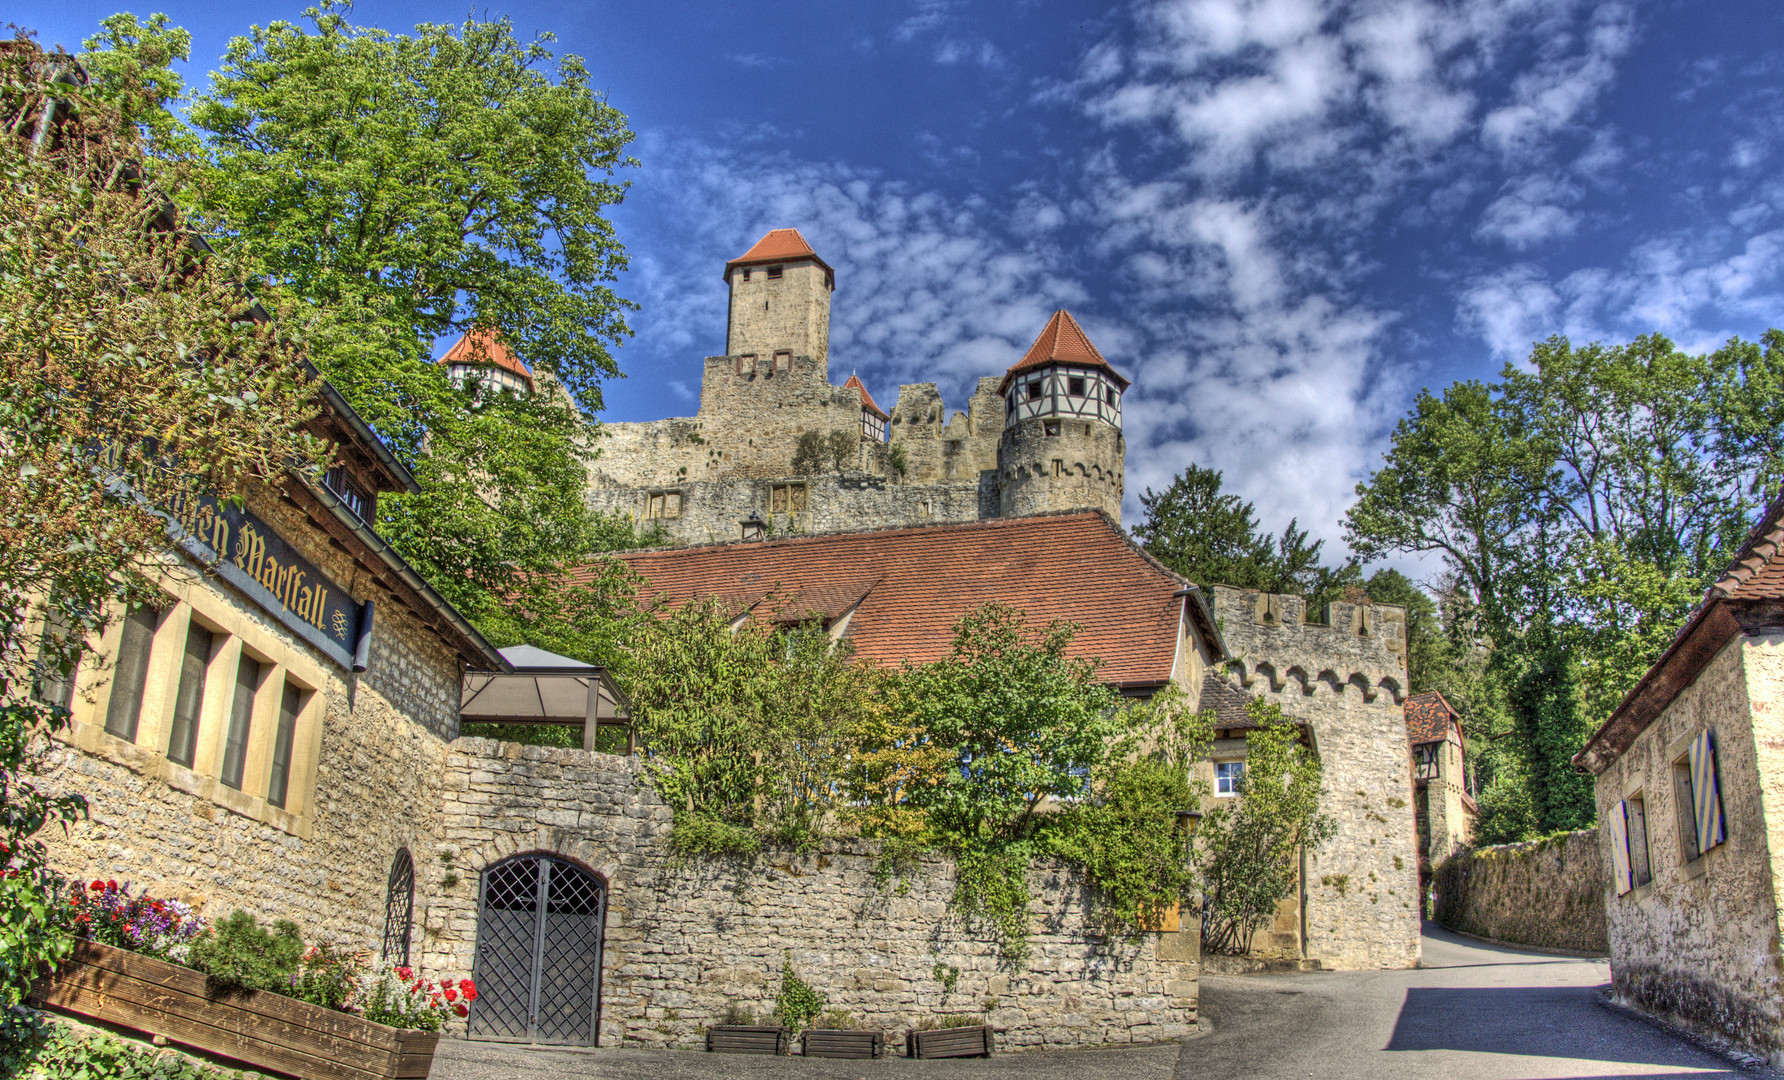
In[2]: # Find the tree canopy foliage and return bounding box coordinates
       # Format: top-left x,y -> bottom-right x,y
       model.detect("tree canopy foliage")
78,5 -> 653,627
1133,463 -> 1359,609
1348,332 -> 1784,840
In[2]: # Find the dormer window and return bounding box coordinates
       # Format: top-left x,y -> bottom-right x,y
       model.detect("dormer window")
1068,376 -> 1086,397
768,265 -> 783,280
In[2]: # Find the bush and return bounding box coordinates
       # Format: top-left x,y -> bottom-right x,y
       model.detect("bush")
188,911 -> 304,994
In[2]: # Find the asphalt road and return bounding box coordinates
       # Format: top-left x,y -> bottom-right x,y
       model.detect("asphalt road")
429,925 -> 1755,1080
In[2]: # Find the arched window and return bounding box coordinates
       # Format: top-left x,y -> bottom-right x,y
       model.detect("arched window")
382,848 -> 414,965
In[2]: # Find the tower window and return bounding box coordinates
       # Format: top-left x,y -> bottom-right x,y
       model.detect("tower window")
774,351 -> 791,372
738,354 -> 757,375
1105,387 -> 1116,405
768,265 -> 783,279
1068,377 -> 1085,397
1052,459 -> 1064,476
1044,421 -> 1060,437
1026,381 -> 1042,401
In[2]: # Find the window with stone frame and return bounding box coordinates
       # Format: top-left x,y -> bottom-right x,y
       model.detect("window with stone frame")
645,491 -> 682,519
771,483 -> 808,516
1626,793 -> 1653,888
767,265 -> 783,279
166,620 -> 214,768
774,351 -> 791,373
104,603 -> 161,742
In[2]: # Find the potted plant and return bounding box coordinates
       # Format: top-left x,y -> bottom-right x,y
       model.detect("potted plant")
906,1013 -> 996,1058
801,1008 -> 886,1059
704,1004 -> 788,1055
35,881 -> 468,1080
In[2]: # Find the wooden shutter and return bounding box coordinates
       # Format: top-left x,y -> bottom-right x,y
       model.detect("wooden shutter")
1688,729 -> 1726,853
1609,800 -> 1633,895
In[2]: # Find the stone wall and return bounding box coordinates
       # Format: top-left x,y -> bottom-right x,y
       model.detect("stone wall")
997,416 -> 1124,523
1431,831 -> 1607,953
1593,632 -> 1784,1056
426,740 -> 1199,1050
1209,587 -> 1421,970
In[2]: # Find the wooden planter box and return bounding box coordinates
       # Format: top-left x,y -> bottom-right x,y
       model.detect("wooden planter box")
802,1028 -> 886,1058
33,939 -> 438,1080
906,1024 -> 996,1058
705,1024 -> 789,1055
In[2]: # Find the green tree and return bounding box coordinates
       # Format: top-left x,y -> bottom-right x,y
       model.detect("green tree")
0,41 -> 319,1003
79,5 -> 653,628
1134,463 -> 1359,606
1194,700 -> 1335,955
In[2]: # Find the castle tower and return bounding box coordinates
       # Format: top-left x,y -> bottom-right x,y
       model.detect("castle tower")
995,310 -> 1128,522
723,228 -> 834,373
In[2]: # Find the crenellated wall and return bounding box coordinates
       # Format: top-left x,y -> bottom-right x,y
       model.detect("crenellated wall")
1208,587 -> 1422,970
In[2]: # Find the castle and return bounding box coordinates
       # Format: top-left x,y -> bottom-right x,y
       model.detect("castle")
586,229 -> 1128,542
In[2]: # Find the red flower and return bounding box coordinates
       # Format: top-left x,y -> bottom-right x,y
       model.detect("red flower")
429,995 -> 442,1008
106,880 -> 117,891
459,978 -> 475,993
443,987 -> 458,1003
453,1002 -> 469,1018
395,966 -> 414,981
462,986 -> 478,1002
89,880 -> 103,891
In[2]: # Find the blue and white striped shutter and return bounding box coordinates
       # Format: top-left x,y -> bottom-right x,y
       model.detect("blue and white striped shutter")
1609,800 -> 1633,894
1689,729 -> 1726,852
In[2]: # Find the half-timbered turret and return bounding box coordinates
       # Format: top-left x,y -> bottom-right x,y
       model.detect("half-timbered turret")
994,310 -> 1128,522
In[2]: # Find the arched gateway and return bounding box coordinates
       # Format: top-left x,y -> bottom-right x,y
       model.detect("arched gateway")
468,854 -> 608,1045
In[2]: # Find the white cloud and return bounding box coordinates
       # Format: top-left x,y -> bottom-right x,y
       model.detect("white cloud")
1475,174 -> 1581,249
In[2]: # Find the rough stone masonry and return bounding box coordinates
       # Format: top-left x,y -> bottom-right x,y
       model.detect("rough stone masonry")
423,740 -> 1200,1050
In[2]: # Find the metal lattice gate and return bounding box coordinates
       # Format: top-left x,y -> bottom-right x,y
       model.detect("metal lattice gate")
469,856 -> 607,1045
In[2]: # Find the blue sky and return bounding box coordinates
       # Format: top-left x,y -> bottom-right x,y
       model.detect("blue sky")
17,0 -> 1784,561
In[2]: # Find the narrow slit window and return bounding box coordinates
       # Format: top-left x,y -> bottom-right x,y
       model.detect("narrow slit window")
31,602 -> 81,711
166,623 -> 213,767
1052,459 -> 1065,477
104,604 -> 160,742
267,681 -> 304,810
221,656 -> 260,790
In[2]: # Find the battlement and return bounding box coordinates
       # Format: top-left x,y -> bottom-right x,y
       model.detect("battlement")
697,351 -> 833,417
1209,586 -> 1408,707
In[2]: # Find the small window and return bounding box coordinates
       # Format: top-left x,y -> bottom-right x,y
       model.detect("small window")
1026,381 -> 1042,402
742,267 -> 752,281
1105,387 -> 1116,406
774,351 -> 791,373
166,623 -> 213,767
31,602 -> 81,711
382,848 -> 415,965
104,604 -> 160,742
1675,730 -> 1726,859
1051,459 -> 1064,477
738,354 -> 757,375
221,656 -> 260,790
1611,795 -> 1652,893
1216,762 -> 1245,796
767,265 -> 783,280
267,680 -> 305,810
1044,420 -> 1061,437
1068,376 -> 1086,397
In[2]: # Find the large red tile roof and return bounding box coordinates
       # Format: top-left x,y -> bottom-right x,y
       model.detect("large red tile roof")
724,228 -> 834,279
843,374 -> 889,420
438,330 -> 532,385
998,310 -> 1131,395
590,511 -> 1225,688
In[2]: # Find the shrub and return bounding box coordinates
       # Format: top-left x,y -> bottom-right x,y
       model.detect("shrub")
770,954 -> 823,1031
188,911 -> 304,994
357,964 -> 475,1031
288,944 -> 360,1011
0,1009 -> 237,1080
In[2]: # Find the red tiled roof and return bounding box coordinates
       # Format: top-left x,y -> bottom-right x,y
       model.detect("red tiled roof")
843,374 -> 889,420
438,330 -> 532,385
1576,488 -> 1784,773
1404,691 -> 1458,745
1201,673 -> 1257,730
589,512 -> 1224,687
723,228 -> 835,280
998,310 -> 1131,395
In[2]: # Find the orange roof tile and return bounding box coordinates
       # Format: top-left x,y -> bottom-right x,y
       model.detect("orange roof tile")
998,310 -> 1130,395
723,228 -> 835,280
843,374 -> 889,420
438,330 -> 532,385
1404,691 -> 1459,745
585,512 -> 1226,688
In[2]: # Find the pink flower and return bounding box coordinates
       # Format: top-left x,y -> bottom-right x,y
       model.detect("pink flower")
394,966 -> 414,981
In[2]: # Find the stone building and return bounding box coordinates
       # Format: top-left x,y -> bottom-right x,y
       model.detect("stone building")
584,229 -> 1127,541
1575,490 -> 1784,1061
1405,691 -> 1476,888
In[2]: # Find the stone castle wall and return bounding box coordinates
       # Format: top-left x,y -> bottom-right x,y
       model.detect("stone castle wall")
427,740 -> 1199,1050
1431,830 -> 1607,953
998,416 -> 1125,523
1209,587 -> 1422,970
